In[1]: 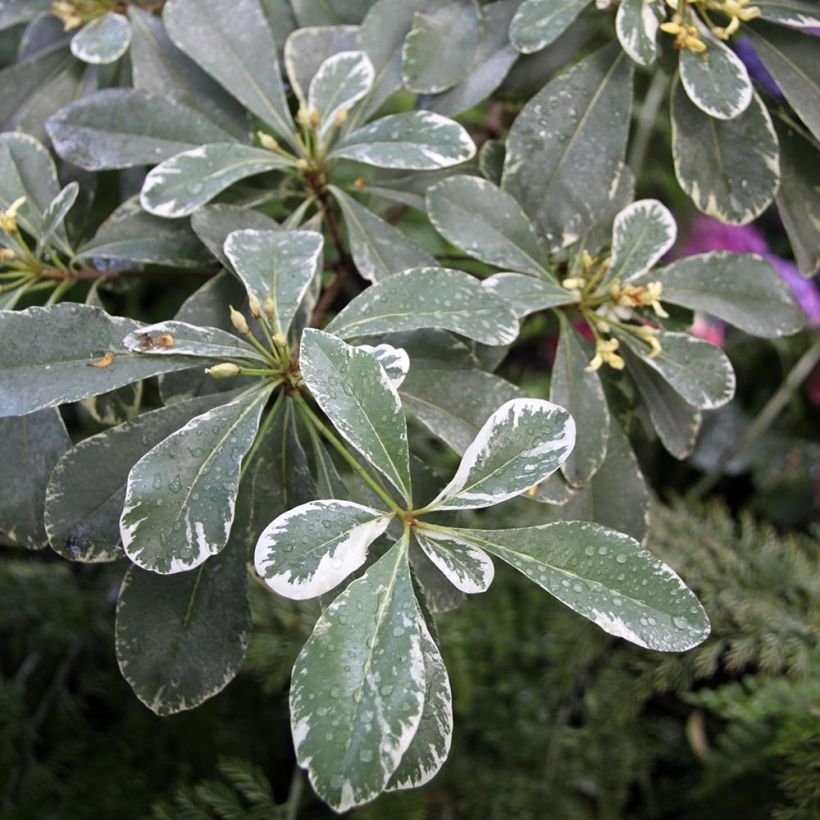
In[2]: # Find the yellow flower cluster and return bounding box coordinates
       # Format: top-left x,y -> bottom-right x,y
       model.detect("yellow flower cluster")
659,20 -> 707,53
0,196 -> 25,234
703,0 -> 761,38
609,280 -> 670,318
585,337 -> 624,373
50,0 -> 113,31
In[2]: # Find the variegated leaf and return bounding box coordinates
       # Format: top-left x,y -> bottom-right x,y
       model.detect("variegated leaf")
224,229 -> 323,336
255,499 -> 390,599
290,537 -> 426,813
482,272 -> 578,318
444,522 -> 711,651
70,11 -> 131,64
309,50 -> 374,139
414,527 -> 495,594
508,0 -> 589,54
420,398 -> 575,512
331,111 -> 476,170
606,198 -> 677,284
120,384 -> 273,574
284,25 -> 359,105
357,344 -> 410,389
300,329 -> 412,504
755,0 -> 820,30
616,0 -> 663,66
325,267 -> 520,345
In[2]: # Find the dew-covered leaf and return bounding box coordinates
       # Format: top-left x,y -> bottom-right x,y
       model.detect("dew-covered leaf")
284,25 -> 359,105
224,229 -> 323,336
385,620 -> 452,790
616,0 -> 663,66
421,398 -> 575,512
414,527 -> 494,594
402,0 -> 481,94
606,198 -> 677,284
508,0 -> 589,54
0,132 -> 60,238
503,44 -> 634,249
550,317 -> 609,486
330,185 -> 435,283
123,321 -> 269,365
141,144 -> 289,219
45,394 -> 227,563
77,197 -> 211,269
446,522 -> 710,651
647,251 -> 804,337
427,175 -> 550,276
357,344 -> 409,389
613,329 -> 735,410
46,90 -> 234,171
116,492 -> 252,716
746,22 -> 820,142
190,204 -> 280,268
0,304 -> 203,417
0,409 -> 70,550
255,499 -> 390,599
163,0 -> 294,141
300,329 -> 412,504
621,346 -> 701,460
290,536 -> 425,813
671,80 -> 779,225
331,111 -> 476,170
128,5 -> 250,141
325,267 -> 519,345
482,273 -> 576,318
309,50 -> 374,139
120,384 -> 273,574
70,11 -> 131,64
38,181 -> 78,255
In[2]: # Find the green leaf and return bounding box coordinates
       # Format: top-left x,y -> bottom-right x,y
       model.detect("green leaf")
120,383 -> 273,574
128,5 -> 250,141
550,317 -> 609,486
414,527 -> 494,594
292,0 -> 372,25
284,25 -> 359,105
190,204 -> 280,268
482,272 -> 577,318
0,304 -> 202,417
325,267 -> 519,345
679,20 -> 752,120
420,398 -> 575,512
331,111 -> 476,170
290,536 -> 426,813
0,132 -> 60,238
76,197 -> 212,269
402,0 -> 482,94
46,89 -> 235,171
357,344 -> 409,390
426,0 -> 518,117
399,364 -> 522,453
606,198 -> 677,284
613,329 -> 735,410
224,229 -> 323,336
163,0 -> 295,142
746,23 -> 820,143
754,0 -> 820,30
123,321 -> 269,365
141,144 -> 289,219
503,44 -> 634,249
330,185 -> 436,283
774,122 -> 820,277
648,251 -> 804,337
38,181 -> 78,256
0,409 -> 70,549
70,11 -> 131,64
309,50 -> 374,139
579,163 -> 635,256
508,0 -> 589,54
300,329 -> 412,504
255,499 -> 391,599
409,539 -> 465,612
621,346 -> 701,460
445,522 -> 710,651
671,80 -> 779,225
616,0 -> 663,67
543,417 -> 649,541
426,175 -> 550,276
385,620 -> 452,790
116,497 -> 251,716
45,395 -> 226,563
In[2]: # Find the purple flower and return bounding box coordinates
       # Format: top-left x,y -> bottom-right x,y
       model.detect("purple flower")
674,214 -> 768,258
734,37 -> 782,99
765,254 -> 820,327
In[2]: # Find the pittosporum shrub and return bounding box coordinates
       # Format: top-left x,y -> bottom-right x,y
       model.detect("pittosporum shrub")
0,0 -> 815,812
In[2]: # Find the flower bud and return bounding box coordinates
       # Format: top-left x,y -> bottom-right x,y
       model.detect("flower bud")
248,291 -> 262,319
206,363 -> 242,379
230,305 -> 250,335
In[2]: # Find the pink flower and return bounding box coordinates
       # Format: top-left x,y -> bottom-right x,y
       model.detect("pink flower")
690,314 -> 725,347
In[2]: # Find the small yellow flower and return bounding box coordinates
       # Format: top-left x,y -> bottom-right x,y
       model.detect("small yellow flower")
585,337 -> 624,372
633,324 -> 662,357
0,196 -> 26,233
561,277 -> 585,291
